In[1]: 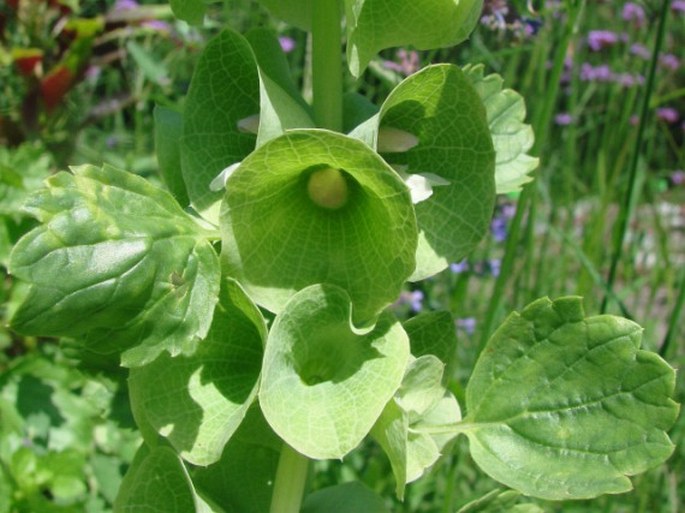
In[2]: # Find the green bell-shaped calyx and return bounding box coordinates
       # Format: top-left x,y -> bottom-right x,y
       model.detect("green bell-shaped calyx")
220,129 -> 417,323
259,284 -> 410,459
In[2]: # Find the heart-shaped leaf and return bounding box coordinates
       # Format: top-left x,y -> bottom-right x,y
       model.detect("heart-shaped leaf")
463,64 -> 538,194
346,0 -> 484,77
220,129 -> 417,323
129,279 -> 266,465
181,28 -> 260,221
259,284 -> 410,459
403,311 -> 458,381
169,0 -> 205,25
154,105 -> 189,206
464,296 -> 679,500
9,164 -> 221,368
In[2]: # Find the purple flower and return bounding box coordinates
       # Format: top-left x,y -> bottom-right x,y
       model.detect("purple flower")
279,36 -> 295,53
656,107 -> 679,124
630,43 -> 651,60
383,49 -> 420,76
395,290 -> 424,312
450,260 -> 469,274
555,112 -> 573,125
622,2 -> 645,24
114,0 -> 139,11
616,72 -> 644,87
580,63 -> 614,82
456,317 -> 477,336
587,30 -> 619,51
141,20 -> 170,32
672,1 -> 685,13
659,53 -> 680,71
488,259 -> 502,277
671,170 -> 685,185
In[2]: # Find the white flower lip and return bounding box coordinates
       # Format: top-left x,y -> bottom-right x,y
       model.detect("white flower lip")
390,164 -> 450,204
209,162 -> 241,191
236,113 -> 260,134
377,127 -> 420,153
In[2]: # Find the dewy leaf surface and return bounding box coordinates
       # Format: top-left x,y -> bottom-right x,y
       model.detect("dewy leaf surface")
9,164 -> 221,368
464,296 -> 679,500
129,279 -> 266,466
220,129 -> 417,322
346,0 -> 483,77
259,284 -> 410,459
181,28 -> 259,221
356,65 -> 495,280
463,64 -> 538,194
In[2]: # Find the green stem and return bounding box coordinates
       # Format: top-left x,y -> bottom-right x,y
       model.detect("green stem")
311,0 -> 343,131
600,0 -> 671,313
269,444 -> 310,513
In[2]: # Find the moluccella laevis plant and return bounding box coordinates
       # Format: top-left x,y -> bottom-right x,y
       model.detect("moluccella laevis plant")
7,1 -> 678,512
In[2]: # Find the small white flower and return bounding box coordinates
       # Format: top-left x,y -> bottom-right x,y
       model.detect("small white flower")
209,162 -> 241,191
377,127 -> 419,153
390,164 -> 450,204
236,113 -> 260,134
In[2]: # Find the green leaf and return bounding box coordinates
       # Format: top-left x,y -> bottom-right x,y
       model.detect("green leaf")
302,482 -> 390,513
463,64 -> 538,194
169,0 -> 205,25
129,279 -> 266,465
9,164 -> 221,368
220,129 -> 417,323
259,284 -> 410,459
256,0 -> 312,30
245,29 -> 315,147
403,311 -> 457,382
464,296 -> 679,500
346,0 -> 484,77
372,355 -> 461,498
126,41 -> 169,86
456,489 -> 543,513
193,407 -> 281,513
181,28 -> 260,222
352,65 -> 495,280
114,445 -> 199,512
154,105 -> 189,206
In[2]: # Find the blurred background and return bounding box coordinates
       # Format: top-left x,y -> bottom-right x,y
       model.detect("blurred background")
0,0 -> 682,511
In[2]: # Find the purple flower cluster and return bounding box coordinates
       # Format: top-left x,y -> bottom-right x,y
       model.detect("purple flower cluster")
449,258 -> 501,277
622,2 -> 646,25
456,317 -> 477,336
383,49 -> 420,76
587,30 -> 623,51
672,1 -> 685,13
394,290 -> 424,312
656,107 -> 679,124
579,63 -> 644,87
555,112 -> 573,126
279,36 -> 295,54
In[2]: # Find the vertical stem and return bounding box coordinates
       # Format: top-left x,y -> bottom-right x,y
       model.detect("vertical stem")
311,0 -> 343,131
600,0 -> 671,313
269,444 -> 310,513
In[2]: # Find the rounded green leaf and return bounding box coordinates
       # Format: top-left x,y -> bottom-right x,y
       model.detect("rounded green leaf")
346,0 -> 484,77
181,28 -> 260,221
464,297 -> 679,500
129,279 -> 266,466
259,284 -> 410,459
368,65 -> 495,280
220,129 -> 417,323
463,64 -> 538,194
